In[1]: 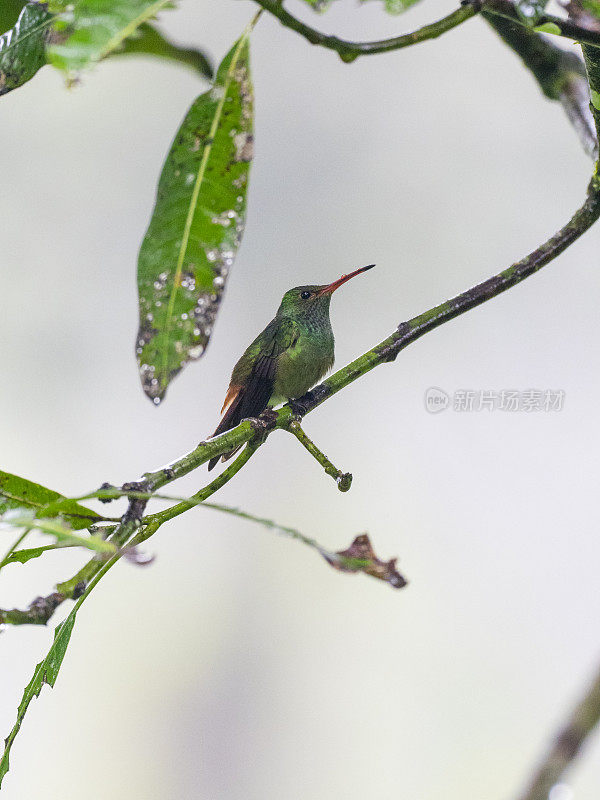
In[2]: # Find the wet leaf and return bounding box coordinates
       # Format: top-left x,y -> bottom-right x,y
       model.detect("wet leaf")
0,2 -> 52,97
0,0 -> 28,34
0,470 -> 103,529
47,0 -> 176,73
117,22 -> 212,79
136,30 -> 254,403
0,611 -> 76,787
323,534 -> 408,589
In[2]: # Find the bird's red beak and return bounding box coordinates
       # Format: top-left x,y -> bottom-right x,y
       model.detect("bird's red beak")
317,264 -> 375,296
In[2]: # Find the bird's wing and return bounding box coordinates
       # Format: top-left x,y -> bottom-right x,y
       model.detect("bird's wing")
225,317 -> 299,420
207,319 -> 299,470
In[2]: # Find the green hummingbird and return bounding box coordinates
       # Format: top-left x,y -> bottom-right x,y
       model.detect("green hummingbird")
207,264 -> 375,470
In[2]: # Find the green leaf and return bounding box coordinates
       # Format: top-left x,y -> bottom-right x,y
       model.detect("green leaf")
0,607 -> 76,786
1,510 -> 117,555
0,549 -> 118,786
0,470 -> 101,529
136,29 -> 254,403
0,0 -> 28,34
117,21 -> 212,79
4,544 -> 60,565
47,0 -> 176,73
0,2 -> 52,97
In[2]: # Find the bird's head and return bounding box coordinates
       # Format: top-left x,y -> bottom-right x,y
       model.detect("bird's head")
276,264 -> 375,319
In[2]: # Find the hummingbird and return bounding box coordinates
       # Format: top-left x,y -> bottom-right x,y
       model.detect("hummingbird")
207,264 -> 375,470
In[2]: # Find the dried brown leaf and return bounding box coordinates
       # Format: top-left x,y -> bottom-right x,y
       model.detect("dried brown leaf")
322,534 -> 407,589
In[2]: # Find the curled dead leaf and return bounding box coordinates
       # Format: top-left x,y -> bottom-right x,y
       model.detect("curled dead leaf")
322,534 -> 407,589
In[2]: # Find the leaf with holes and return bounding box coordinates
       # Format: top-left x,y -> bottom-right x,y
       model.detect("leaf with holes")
47,0 -> 176,73
0,2 -> 52,97
136,29 -> 254,403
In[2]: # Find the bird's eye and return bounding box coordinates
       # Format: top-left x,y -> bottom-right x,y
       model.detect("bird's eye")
300,291 -> 311,300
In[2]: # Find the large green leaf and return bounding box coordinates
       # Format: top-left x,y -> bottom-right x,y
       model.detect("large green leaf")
136,30 -> 254,403
0,2 -> 52,96
0,469 -> 101,529
47,0 -> 176,73
0,0 -> 28,34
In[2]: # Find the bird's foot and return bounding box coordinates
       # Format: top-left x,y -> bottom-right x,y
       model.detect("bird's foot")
288,391 -> 314,419
254,408 -> 278,430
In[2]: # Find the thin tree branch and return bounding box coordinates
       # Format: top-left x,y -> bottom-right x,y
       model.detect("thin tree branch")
4,177 -> 600,626
287,419 -> 352,491
99,175 -> 600,508
253,0 -> 479,61
255,0 -> 600,55
516,662 -> 600,800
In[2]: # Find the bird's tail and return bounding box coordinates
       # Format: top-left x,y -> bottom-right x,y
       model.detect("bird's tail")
207,386 -> 244,471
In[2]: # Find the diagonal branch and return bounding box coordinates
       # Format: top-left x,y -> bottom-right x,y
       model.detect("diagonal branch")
515,662 -> 600,800
4,177 -> 600,626
112,175 -> 600,499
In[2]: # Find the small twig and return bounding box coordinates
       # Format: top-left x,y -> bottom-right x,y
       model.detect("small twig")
254,0 -> 479,61
139,444 -> 259,536
516,662 -> 600,800
0,592 -> 67,626
287,420 -> 352,491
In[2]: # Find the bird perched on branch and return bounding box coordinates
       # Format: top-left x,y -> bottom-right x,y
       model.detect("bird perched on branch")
207,264 -> 375,470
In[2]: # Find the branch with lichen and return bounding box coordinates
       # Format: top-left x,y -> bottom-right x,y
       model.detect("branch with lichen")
3,170 -> 600,629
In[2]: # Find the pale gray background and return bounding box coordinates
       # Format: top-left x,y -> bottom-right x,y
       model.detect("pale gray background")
1,0 -> 599,797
